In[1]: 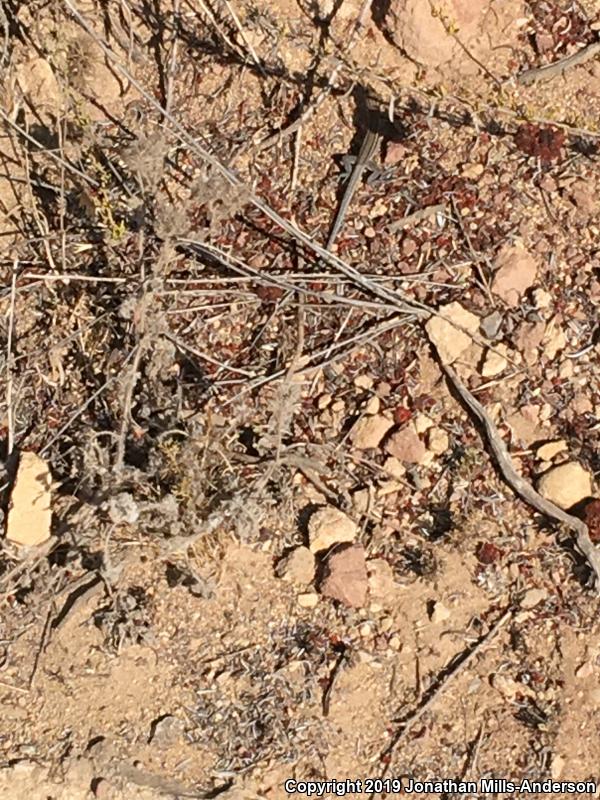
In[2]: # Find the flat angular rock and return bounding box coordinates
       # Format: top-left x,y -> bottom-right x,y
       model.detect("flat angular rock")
536,440 -> 567,461
427,427 -> 449,455
537,462 -> 593,509
491,241 -> 538,307
308,507 -> 357,553
275,546 -> 315,585
425,302 -> 480,364
319,544 -> 368,608
6,452 -> 52,547
350,413 -> 394,450
481,344 -> 509,377
385,424 -> 426,464
521,588 -> 547,609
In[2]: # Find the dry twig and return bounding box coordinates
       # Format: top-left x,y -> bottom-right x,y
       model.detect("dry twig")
374,608 -> 512,790
438,358 -> 600,588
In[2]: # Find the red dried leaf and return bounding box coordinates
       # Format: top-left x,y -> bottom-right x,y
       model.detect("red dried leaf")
514,124 -> 565,164
583,500 -> 600,543
255,285 -> 284,302
393,406 -> 412,425
476,541 -> 504,565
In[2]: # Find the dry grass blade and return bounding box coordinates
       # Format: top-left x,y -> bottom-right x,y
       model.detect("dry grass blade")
5,266 -> 17,456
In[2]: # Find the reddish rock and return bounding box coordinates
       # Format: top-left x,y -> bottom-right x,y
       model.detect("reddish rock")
476,541 -> 503,565
319,545 -> 368,608
583,500 -> 600,544
385,424 -> 426,464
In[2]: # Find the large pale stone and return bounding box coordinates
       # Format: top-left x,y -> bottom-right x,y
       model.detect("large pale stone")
481,344 -> 509,377
350,413 -> 394,449
536,440 -> 567,461
7,452 -> 52,546
425,302 -> 480,365
491,241 -> 538,307
537,462 -> 593,509
383,0 -> 487,67
308,507 -> 357,553
276,547 -> 315,585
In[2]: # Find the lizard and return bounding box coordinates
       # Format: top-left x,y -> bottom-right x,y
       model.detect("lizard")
325,126 -> 381,251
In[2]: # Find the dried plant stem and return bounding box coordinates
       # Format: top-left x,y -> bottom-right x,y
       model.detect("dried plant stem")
40,347 -> 138,457
439,358 -> 600,588
115,339 -> 147,471
63,0 -> 425,317
5,267 -> 17,456
0,106 -> 100,187
221,0 -> 265,75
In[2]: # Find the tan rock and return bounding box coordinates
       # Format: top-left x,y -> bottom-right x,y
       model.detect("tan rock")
350,413 -> 393,449
558,359 -> 574,379
352,489 -> 370,513
537,462 -> 593,509
413,413 -> 434,434
383,0 -> 486,67
297,592 -> 319,608
542,318 -> 567,359
575,660 -> 594,679
430,601 -> 450,624
319,544 -> 368,608
425,302 -> 480,364
427,427 -> 449,455
276,547 -> 315,585
491,241 -> 538,307
377,480 -> 403,498
385,424 -> 426,464
354,374 -> 374,390
569,179 -> 598,217
532,288 -> 552,310
382,457 -> 405,479
506,408 -> 541,446
462,163 -> 484,180
481,344 -> 509,377
536,440 -> 567,461
6,452 -> 52,547
308,506 -> 357,553
364,395 -> 380,415
521,587 -> 547,609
